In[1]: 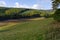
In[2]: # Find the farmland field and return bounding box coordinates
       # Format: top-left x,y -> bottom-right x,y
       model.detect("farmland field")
0,18 -> 60,40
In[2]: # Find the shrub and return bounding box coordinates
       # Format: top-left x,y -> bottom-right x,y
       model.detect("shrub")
21,10 -> 41,18
44,14 -> 50,18
32,14 -> 40,17
53,9 -> 60,22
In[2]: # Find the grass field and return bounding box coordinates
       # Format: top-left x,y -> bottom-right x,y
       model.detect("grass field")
0,18 -> 60,40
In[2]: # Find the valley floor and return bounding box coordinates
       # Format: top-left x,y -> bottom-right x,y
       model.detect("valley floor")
0,18 -> 60,40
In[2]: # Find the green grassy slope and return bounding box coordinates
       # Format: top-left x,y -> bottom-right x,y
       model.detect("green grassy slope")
0,18 -> 56,40
0,18 -> 60,40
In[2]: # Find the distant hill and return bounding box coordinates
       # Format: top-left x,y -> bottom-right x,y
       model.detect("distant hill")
0,7 -> 53,14
0,7 -> 53,20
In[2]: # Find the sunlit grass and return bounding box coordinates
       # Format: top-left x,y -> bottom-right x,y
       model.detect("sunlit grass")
0,22 -> 18,31
0,18 -> 60,40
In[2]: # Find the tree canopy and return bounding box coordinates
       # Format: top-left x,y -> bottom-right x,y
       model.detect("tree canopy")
52,0 -> 60,10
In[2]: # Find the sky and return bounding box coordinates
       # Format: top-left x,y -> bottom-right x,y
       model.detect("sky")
0,0 -> 52,10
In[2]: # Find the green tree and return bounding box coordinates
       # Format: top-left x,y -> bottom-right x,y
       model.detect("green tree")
21,10 -> 41,17
52,0 -> 60,22
52,0 -> 60,10
5,8 -> 24,18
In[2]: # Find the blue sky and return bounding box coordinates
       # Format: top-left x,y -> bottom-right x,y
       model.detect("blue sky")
0,0 -> 52,10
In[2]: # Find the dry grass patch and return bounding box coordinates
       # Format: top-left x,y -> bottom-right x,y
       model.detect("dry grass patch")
28,17 -> 45,20
0,21 -> 19,31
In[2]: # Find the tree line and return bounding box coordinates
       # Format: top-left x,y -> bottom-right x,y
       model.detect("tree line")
0,7 -> 52,20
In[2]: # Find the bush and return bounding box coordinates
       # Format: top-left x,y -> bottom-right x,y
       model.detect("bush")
21,10 -> 41,18
53,9 -> 60,22
44,14 -> 50,18
32,14 -> 41,18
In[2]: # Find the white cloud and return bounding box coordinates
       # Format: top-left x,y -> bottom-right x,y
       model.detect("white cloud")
14,2 -> 44,9
15,2 -> 20,8
0,1 -> 44,9
0,1 -> 6,7
0,0 -> 51,10
14,2 -> 30,8
0,2 -> 44,10
32,4 -> 41,9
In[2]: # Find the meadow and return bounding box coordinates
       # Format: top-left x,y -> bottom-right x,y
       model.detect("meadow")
0,7 -> 60,40
0,18 -> 60,40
